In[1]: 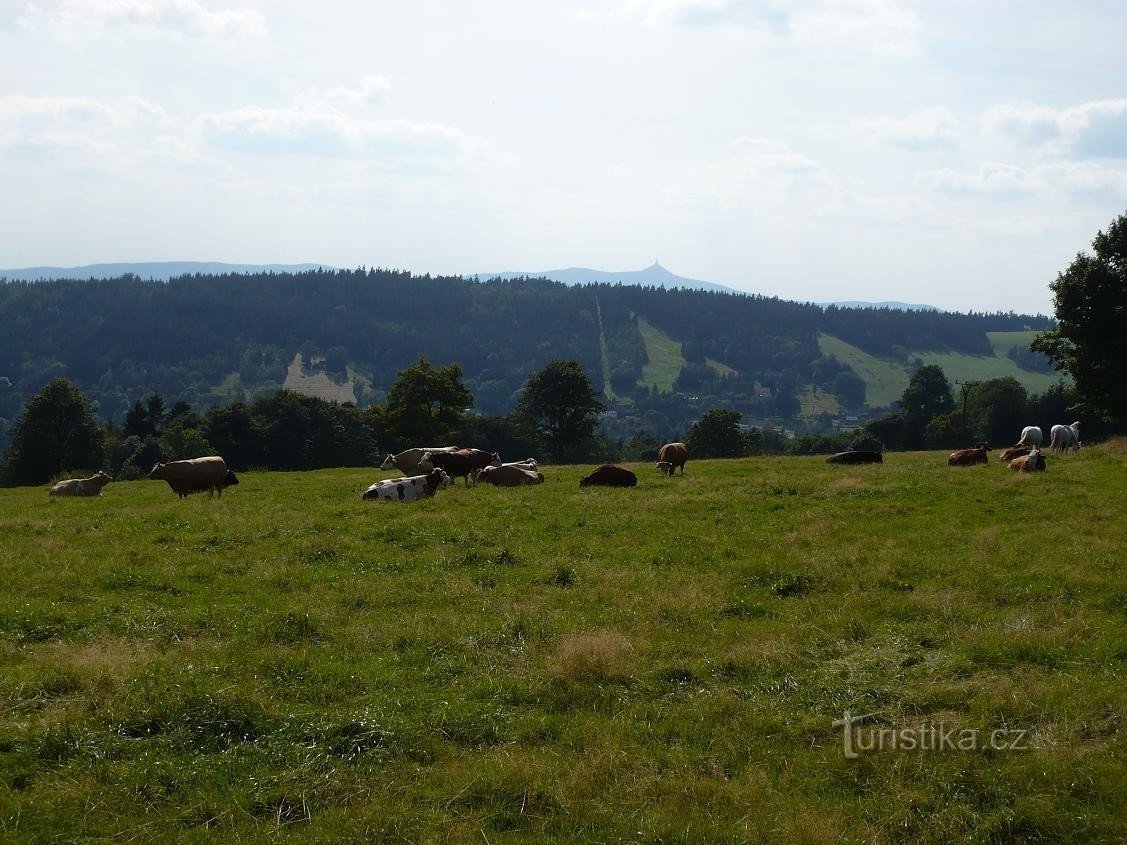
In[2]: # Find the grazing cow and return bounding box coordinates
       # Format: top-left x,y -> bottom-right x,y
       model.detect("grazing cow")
1050,421 -> 1081,453
826,450 -> 883,465
948,445 -> 990,467
423,449 -> 500,486
999,445 -> 1031,463
149,456 -> 231,499
379,446 -> 461,476
1010,448 -> 1046,472
579,464 -> 638,487
656,442 -> 689,477
477,464 -> 545,486
1017,426 -> 1042,450
49,470 -> 113,497
362,469 -> 449,501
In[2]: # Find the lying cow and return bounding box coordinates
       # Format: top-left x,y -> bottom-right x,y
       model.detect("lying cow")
826,450 -> 883,465
49,470 -> 113,497
1010,448 -> 1046,472
473,459 -> 539,482
379,446 -> 461,476
999,445 -> 1031,463
476,464 -> 545,486
579,464 -> 637,487
948,445 -> 989,467
423,448 -> 499,486
149,456 -> 231,499
362,469 -> 449,501
656,442 -> 688,477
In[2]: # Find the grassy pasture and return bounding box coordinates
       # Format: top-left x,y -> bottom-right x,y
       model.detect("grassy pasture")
2,445 -> 1126,842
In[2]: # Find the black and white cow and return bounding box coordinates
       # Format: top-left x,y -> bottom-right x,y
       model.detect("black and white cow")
362,469 -> 450,502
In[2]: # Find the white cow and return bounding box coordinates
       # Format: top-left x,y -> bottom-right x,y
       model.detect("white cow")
362,469 -> 450,501
1017,426 -> 1043,449
1049,421 -> 1081,453
49,470 -> 113,497
378,446 -> 460,476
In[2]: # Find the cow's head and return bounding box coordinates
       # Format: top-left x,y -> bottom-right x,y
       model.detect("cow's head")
487,454 -> 503,468
94,470 -> 112,482
379,454 -> 396,470
425,468 -> 449,491
148,462 -> 166,480
224,470 -> 239,487
656,461 -> 673,476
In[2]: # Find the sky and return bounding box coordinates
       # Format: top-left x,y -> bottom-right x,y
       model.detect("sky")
1,0 -> 1125,312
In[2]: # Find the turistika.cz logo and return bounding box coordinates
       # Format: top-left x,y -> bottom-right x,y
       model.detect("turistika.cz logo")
832,711 -> 1031,759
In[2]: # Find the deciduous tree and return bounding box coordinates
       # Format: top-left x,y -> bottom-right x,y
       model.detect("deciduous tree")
1033,213 -> 1127,421
514,360 -> 604,462
2,379 -> 104,485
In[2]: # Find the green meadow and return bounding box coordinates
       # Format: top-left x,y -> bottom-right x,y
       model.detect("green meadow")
2,445 -> 1126,842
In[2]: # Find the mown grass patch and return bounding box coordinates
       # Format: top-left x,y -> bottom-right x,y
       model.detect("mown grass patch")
1,443 -> 1125,840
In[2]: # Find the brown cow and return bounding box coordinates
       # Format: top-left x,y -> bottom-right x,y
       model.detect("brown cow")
149,456 -> 231,499
999,445 -> 1031,463
423,449 -> 500,486
948,445 -> 989,466
580,464 -> 637,487
49,470 -> 113,497
477,464 -> 545,486
656,442 -> 689,476
1009,449 -> 1046,472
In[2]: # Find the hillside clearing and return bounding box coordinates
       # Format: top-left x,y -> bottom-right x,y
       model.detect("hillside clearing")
818,333 -> 1064,408
283,353 -> 357,404
636,315 -> 685,391
2,446 -> 1125,841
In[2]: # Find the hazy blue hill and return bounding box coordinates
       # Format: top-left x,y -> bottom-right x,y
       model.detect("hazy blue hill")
0,261 -> 331,282
480,262 -> 734,293
820,300 -> 942,312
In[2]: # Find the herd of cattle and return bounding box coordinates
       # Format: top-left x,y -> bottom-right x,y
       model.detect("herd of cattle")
45,424 -> 1080,501
944,421 -> 1081,471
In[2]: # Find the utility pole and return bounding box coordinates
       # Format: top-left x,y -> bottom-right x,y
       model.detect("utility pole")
955,379 -> 980,444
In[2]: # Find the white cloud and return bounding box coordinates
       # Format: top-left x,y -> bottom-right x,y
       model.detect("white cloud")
17,0 -> 267,41
195,103 -> 478,166
313,75 -> 392,112
983,99 -> 1127,157
670,137 -> 828,206
0,93 -> 168,153
817,191 -> 942,225
917,160 -> 1127,199
915,162 -> 1037,197
853,106 -> 959,150
584,0 -> 919,56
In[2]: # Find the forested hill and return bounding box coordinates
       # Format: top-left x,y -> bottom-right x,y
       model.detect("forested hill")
0,268 -> 1052,433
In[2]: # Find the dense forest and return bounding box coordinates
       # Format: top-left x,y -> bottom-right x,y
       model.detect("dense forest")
0,268 -> 1054,449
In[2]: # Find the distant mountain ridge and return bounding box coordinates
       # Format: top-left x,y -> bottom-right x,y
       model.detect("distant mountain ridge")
0,261 -> 331,282
820,300 -> 942,312
479,262 -> 735,293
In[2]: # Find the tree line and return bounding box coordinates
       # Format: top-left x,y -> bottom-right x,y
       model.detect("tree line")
0,266 -> 1054,449
0,358 -> 608,487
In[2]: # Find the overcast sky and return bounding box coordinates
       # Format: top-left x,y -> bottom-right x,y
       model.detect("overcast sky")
2,1 -> 1125,311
